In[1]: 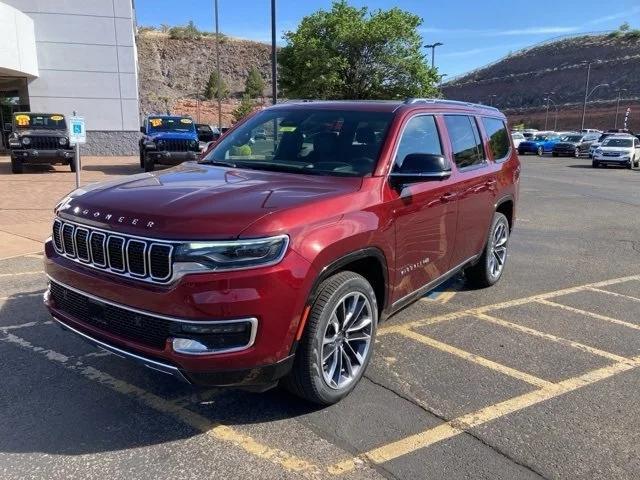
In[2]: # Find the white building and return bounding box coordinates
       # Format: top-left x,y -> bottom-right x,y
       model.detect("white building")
0,0 -> 140,154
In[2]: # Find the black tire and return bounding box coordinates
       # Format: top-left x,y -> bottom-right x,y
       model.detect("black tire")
10,157 -> 23,174
282,271 -> 378,405
592,161 -> 599,168
139,148 -> 145,168
537,146 -> 544,156
466,212 -> 510,289
574,148 -> 581,158
143,153 -> 155,172
69,158 -> 76,172
552,152 -> 558,157
518,150 -> 525,156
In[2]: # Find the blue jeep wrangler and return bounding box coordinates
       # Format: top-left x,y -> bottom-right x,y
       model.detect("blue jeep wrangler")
139,115 -> 200,171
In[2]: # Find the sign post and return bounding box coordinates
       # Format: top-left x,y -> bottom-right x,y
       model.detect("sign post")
68,113 -> 86,188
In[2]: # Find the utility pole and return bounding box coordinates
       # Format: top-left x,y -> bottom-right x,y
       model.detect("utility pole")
580,62 -> 591,131
271,0 -> 278,105
489,94 -> 497,107
614,88 -> 627,129
214,0 -> 222,130
424,42 -> 443,69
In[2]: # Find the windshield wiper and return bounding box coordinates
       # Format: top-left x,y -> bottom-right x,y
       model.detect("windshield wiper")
200,160 -> 238,168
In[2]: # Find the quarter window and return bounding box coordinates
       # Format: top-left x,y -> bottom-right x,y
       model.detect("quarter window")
394,115 -> 442,170
482,117 -> 510,161
444,115 -> 486,168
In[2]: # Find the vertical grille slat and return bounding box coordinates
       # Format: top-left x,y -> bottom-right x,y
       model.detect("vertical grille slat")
51,219 -> 173,283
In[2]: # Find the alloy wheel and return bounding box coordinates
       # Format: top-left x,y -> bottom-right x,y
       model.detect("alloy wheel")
488,220 -> 508,279
321,292 -> 373,389
537,146 -> 543,156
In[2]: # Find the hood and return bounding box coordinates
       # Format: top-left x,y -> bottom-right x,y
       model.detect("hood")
15,129 -> 67,137
555,141 -> 579,147
56,162 -> 362,240
147,131 -> 198,141
599,146 -> 632,153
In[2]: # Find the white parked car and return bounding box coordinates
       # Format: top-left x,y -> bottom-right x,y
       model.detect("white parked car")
592,135 -> 640,168
511,132 -> 526,148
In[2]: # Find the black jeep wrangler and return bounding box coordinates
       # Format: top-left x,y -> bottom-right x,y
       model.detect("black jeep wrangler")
7,113 -> 74,174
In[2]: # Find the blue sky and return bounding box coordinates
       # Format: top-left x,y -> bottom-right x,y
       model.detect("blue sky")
136,0 -> 640,78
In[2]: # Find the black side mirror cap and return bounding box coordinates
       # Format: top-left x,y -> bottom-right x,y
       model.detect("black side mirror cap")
390,153 -> 452,187
140,126 -> 145,134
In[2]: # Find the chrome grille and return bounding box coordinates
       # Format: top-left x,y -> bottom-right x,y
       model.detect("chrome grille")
52,219 -> 174,284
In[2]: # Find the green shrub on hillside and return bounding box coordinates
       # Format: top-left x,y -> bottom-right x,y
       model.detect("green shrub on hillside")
244,67 -> 266,98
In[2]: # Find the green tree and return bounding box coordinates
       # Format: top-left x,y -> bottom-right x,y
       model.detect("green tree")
279,1 -> 438,99
204,70 -> 229,100
169,20 -> 203,40
244,67 -> 265,98
619,22 -> 631,32
232,95 -> 256,123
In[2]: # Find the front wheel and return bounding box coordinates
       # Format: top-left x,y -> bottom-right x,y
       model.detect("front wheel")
69,158 -> 76,172
466,212 -> 510,288
139,148 -> 145,168
143,153 -> 155,172
10,157 -> 23,174
283,271 -> 377,405
574,148 -> 581,158
537,146 -> 544,156
592,161 -> 599,168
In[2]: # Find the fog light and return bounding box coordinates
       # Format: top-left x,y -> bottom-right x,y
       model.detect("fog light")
172,338 -> 212,354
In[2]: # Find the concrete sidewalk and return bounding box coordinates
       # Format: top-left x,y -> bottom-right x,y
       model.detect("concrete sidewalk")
0,156 -> 140,259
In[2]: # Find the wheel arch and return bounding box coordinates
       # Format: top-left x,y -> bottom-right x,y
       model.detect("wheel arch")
495,196 -> 515,231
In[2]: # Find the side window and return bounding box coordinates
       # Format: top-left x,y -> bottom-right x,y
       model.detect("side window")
444,115 -> 486,169
394,115 -> 442,170
482,117 -> 510,161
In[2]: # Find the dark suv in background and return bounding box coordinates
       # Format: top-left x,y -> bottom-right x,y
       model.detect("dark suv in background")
7,112 -> 74,174
139,115 -> 201,172
45,99 -> 519,405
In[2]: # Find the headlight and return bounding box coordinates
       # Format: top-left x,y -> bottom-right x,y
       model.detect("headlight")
174,235 -> 289,271
8,136 -> 20,147
59,137 -> 68,146
143,140 -> 157,149
189,139 -> 198,149
22,137 -> 31,146
595,148 -> 602,154
156,140 -> 165,148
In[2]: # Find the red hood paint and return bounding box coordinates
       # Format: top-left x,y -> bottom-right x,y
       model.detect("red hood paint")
56,162 -> 362,240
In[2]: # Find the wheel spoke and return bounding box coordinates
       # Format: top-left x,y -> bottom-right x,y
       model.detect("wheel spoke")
344,296 -> 366,331
327,347 -> 339,387
333,346 -> 343,386
323,343 -> 337,362
341,346 -> 354,378
343,340 -> 363,365
347,314 -> 371,333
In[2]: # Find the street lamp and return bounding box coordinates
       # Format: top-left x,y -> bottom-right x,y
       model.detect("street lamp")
424,42 -> 443,69
489,94 -> 497,107
545,96 -> 559,131
544,92 -> 555,130
614,88 -> 627,129
580,62 -> 609,130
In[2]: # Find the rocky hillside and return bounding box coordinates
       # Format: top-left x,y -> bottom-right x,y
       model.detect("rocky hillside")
137,31 -> 273,126
442,33 -> 640,130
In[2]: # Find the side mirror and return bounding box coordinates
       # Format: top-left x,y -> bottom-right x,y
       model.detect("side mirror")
139,126 -> 145,134
390,153 -> 452,187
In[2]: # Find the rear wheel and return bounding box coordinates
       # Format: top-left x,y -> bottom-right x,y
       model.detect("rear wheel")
143,153 -> 155,172
466,212 -> 510,288
592,161 -> 599,168
537,146 -> 544,156
283,271 -> 377,405
10,157 -> 23,174
552,152 -> 558,157
69,158 -> 76,172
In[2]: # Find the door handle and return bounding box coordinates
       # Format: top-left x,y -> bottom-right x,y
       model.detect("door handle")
440,192 -> 457,203
486,179 -> 497,188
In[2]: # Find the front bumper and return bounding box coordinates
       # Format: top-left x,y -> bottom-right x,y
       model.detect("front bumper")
11,149 -> 74,163
593,155 -> 630,165
44,239 -> 316,387
147,150 -> 199,165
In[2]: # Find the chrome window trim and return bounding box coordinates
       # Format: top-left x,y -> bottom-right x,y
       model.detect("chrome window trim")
74,227 -> 91,263
148,243 -> 174,281
107,236 -> 126,273
47,277 -> 258,355
126,239 -> 147,278
89,231 -> 107,267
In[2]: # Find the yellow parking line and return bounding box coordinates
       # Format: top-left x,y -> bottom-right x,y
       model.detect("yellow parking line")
585,286 -> 640,303
0,320 -> 52,331
0,270 -> 42,278
378,310 -> 471,335
436,291 -> 457,304
395,327 -> 553,388
473,312 -> 633,364
329,356 -> 639,473
537,299 -> 640,331
0,332 -> 322,477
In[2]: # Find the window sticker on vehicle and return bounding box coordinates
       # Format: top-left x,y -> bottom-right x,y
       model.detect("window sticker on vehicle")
149,118 -> 163,127
50,115 -> 64,122
280,126 -> 297,132
15,114 -> 30,126
180,118 -> 193,124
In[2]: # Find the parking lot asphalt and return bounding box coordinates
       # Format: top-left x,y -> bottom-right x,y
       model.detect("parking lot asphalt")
1,155 -> 639,479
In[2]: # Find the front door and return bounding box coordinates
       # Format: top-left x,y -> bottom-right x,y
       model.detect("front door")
389,114 -> 458,304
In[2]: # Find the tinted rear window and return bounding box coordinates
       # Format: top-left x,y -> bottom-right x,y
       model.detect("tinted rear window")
444,115 -> 486,168
482,117 -> 510,160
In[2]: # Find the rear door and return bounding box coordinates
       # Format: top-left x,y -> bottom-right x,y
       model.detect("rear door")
389,114 -> 459,303
444,115 -> 499,267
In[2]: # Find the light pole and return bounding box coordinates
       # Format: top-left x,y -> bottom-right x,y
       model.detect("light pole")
582,82 -> 609,130
614,88 -> 627,129
544,92 -> 555,130
580,62 -> 591,131
214,0 -> 222,129
489,94 -> 497,107
424,42 -> 443,69
545,96 -> 559,131
271,0 -> 278,105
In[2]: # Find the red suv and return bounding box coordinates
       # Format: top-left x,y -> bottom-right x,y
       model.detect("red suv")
44,99 -> 519,405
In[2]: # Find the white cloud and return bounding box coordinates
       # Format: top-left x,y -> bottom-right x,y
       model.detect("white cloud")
585,6 -> 640,26
420,26 -> 579,37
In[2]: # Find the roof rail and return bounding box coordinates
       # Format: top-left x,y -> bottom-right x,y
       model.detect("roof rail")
404,98 -> 500,112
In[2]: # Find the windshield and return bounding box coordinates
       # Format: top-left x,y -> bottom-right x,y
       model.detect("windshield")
13,113 -> 66,130
201,108 -> 393,177
602,138 -> 632,148
533,135 -> 548,141
561,135 -> 583,142
148,116 -> 195,132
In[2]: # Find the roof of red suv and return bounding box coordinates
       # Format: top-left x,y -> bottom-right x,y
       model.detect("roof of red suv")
270,98 -> 503,116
